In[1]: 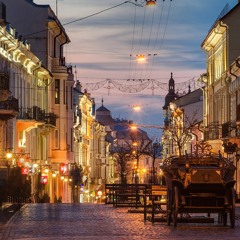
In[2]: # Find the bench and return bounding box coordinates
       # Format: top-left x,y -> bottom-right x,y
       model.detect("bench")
143,185 -> 168,222
105,184 -> 148,208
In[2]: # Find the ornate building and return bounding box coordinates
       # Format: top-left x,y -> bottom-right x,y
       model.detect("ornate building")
201,3 -> 240,196
162,73 -> 178,157
162,72 -> 203,159
201,3 -> 240,153
0,6 -> 54,203
1,0 -> 74,202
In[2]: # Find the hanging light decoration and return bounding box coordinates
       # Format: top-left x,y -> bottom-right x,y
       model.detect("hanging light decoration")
136,54 -> 146,63
146,0 -> 157,6
132,105 -> 141,111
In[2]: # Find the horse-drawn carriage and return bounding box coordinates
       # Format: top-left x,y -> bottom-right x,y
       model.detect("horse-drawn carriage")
162,150 -> 236,227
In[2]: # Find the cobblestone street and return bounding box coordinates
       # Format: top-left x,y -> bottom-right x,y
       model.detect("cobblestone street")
0,204 -> 240,240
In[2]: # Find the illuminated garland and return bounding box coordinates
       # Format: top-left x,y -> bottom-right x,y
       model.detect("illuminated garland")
81,77 -> 201,95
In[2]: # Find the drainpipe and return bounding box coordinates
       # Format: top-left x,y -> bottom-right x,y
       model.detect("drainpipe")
218,21 -> 230,126
219,21 -> 228,69
198,74 -> 208,131
54,30 -> 62,58
60,37 -> 68,66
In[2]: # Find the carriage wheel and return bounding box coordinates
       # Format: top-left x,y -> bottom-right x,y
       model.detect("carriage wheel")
167,190 -> 172,226
173,186 -> 179,227
230,188 -> 236,228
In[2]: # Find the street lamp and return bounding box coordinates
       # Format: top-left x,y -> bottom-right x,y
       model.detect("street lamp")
151,139 -> 162,184
146,0 -> 157,6
136,54 -> 146,63
6,151 -> 12,159
132,105 -> 141,111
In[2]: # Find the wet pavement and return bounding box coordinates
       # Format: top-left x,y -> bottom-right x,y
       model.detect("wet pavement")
0,203 -> 240,240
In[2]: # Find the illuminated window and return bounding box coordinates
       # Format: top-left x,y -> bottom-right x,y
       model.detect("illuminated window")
55,79 -> 60,104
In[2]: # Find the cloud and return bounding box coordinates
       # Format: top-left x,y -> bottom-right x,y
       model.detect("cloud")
35,0 -> 238,136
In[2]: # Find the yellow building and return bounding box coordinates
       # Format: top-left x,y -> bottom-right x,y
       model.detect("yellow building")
73,82 -> 95,202
201,3 -> 240,153
73,83 -> 113,203
201,3 -> 240,197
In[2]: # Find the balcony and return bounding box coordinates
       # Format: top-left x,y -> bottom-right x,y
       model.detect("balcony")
222,121 -> 240,138
44,113 -> 57,126
204,122 -> 221,141
0,72 -> 11,101
0,97 -> 19,120
222,122 -> 230,138
52,57 -> 68,74
17,106 -> 57,127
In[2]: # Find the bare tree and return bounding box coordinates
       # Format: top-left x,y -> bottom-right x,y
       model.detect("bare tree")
165,109 -> 199,157
111,128 -> 154,184
111,143 -> 132,184
128,130 -> 152,168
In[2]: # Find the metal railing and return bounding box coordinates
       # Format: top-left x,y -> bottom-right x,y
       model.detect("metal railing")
17,106 -> 57,126
0,97 -> 19,112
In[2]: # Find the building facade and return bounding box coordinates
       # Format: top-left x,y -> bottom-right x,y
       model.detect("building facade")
162,73 -> 203,159
201,3 -> 240,153
0,10 -> 55,203
200,3 -> 240,196
1,0 -> 75,202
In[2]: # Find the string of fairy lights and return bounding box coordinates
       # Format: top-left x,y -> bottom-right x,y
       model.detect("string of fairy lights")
80,76 -> 203,96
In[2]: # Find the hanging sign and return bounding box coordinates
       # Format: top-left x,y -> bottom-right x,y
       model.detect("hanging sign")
40,175 -> 48,185
21,167 -> 29,175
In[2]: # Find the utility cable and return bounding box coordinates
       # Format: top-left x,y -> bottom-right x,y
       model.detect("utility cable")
129,3 -> 138,79
23,1 -> 143,37
149,0 -> 172,78
143,6 -> 156,79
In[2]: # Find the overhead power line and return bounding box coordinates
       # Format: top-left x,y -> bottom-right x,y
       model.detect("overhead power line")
23,1 -> 143,37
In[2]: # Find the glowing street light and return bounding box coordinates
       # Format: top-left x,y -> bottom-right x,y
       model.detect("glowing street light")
6,152 -> 12,159
132,142 -> 138,147
136,54 -> 146,63
133,105 -> 141,111
146,0 -> 157,6
130,124 -> 138,131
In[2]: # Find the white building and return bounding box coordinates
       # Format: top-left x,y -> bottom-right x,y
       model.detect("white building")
1,0 -> 74,202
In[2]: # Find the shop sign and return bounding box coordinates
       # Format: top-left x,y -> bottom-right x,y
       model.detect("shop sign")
41,175 -> 48,185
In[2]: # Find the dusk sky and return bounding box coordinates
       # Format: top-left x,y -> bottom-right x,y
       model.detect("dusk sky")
35,0 -> 237,139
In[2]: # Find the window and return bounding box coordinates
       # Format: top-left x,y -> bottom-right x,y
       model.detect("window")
71,86 -> 73,109
63,80 -> 66,104
55,79 -> 60,104
237,104 -> 240,122
54,129 -> 59,149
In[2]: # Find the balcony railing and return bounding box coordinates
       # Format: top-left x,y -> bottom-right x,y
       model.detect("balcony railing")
0,97 -> 19,120
222,122 -> 230,138
222,121 -> 240,138
17,106 -> 57,127
0,72 -> 10,90
204,122 -> 221,141
0,72 -> 11,101
44,113 -> 57,126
